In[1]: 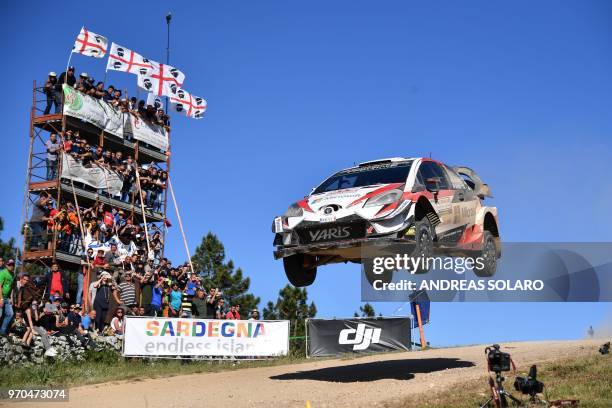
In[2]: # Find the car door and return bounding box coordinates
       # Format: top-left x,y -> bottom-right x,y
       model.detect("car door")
416,161 -> 455,237
443,165 -> 478,239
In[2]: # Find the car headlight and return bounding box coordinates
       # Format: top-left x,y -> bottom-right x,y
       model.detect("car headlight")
364,189 -> 403,207
284,203 -> 304,218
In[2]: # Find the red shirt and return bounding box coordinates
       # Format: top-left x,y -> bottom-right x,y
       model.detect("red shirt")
50,271 -> 63,296
103,212 -> 114,227
93,255 -> 106,266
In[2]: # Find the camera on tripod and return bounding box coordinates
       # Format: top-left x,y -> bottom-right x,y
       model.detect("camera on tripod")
514,365 -> 544,397
485,344 -> 512,373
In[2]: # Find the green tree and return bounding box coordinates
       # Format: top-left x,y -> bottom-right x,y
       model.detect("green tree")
191,232 -> 260,313
0,218 -> 19,261
354,302 -> 376,318
264,284 -> 317,356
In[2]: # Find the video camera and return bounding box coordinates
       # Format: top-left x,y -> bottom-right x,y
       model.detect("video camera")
485,344 -> 512,373
513,365 -> 544,397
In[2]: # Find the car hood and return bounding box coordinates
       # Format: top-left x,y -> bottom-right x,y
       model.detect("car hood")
307,183 -> 404,212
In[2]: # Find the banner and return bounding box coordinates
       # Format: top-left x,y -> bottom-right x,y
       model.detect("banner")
63,85 -> 125,137
306,317 -> 411,357
61,154 -> 123,196
126,113 -> 169,151
123,317 -> 290,358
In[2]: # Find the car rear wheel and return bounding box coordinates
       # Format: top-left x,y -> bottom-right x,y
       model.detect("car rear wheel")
283,254 -> 317,287
474,230 -> 497,277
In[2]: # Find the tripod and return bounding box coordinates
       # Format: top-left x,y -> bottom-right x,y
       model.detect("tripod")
480,371 -> 523,408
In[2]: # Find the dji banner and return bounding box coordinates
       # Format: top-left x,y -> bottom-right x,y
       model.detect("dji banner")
306,317 -> 411,357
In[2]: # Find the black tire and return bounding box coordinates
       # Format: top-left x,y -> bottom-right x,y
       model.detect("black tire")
283,254 -> 317,287
474,230 -> 497,277
410,217 -> 434,274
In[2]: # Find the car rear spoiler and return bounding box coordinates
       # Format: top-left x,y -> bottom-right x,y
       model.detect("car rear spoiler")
453,166 -> 493,199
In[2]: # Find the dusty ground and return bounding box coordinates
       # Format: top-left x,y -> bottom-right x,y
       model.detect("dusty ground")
7,339 -> 599,408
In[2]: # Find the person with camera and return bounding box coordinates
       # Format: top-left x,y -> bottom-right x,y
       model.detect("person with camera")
92,272 -> 121,333
44,72 -> 61,114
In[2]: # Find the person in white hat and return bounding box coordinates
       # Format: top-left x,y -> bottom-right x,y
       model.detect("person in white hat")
43,71 -> 61,115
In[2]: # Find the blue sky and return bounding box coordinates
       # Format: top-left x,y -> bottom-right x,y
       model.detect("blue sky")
1,1 -> 611,346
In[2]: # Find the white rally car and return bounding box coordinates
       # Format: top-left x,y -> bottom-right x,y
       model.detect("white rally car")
272,157 -> 501,286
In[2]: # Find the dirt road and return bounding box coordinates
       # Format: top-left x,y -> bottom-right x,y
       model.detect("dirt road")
10,340 -> 598,408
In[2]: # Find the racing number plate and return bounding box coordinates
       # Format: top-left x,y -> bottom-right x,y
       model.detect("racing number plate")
319,215 -> 336,223
297,222 -> 366,244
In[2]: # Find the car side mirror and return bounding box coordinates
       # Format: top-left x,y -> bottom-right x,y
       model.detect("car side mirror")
425,177 -> 440,193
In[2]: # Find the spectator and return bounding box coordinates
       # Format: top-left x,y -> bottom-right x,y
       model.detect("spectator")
215,298 -> 226,320
234,304 -> 241,320
33,302 -> 59,356
93,81 -> 105,99
45,133 -> 61,180
226,305 -> 238,320
0,259 -> 16,335
80,309 -> 96,334
45,262 -> 70,301
118,273 -> 137,309
58,66 -> 76,87
109,308 -> 125,336
180,289 -> 193,318
192,288 -> 207,318
92,272 -> 120,333
29,193 -> 51,250
249,309 -> 259,321
169,282 -> 181,317
75,73 -> 91,93
206,288 -> 219,318
103,85 -> 115,102
44,72 -> 61,115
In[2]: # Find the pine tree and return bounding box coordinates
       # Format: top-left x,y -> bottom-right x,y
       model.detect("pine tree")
264,284 -> 317,355
0,218 -> 19,261
191,232 -> 260,313
355,302 -> 376,317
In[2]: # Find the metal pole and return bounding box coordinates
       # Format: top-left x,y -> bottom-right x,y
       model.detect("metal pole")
165,12 -> 171,113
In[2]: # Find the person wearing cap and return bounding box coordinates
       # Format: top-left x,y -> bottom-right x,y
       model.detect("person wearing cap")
0,258 -> 16,335
75,72 -> 90,93
58,66 -> 76,88
43,72 -> 61,115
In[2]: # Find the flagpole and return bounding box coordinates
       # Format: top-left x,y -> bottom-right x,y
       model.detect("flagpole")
165,12 -> 171,113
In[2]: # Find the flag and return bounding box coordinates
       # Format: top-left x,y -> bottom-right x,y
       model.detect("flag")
73,27 -> 108,58
106,43 -> 155,75
146,93 -> 163,110
137,62 -> 186,97
169,88 -> 207,119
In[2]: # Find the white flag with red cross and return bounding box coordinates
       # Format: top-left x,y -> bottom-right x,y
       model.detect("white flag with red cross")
106,43 -> 155,76
169,88 -> 207,119
146,93 -> 163,110
137,62 -> 186,97
73,27 -> 108,58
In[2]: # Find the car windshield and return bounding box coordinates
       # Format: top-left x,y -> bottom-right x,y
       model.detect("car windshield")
313,161 -> 412,194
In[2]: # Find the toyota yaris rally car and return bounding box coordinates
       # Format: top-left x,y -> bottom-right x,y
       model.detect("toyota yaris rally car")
272,157 -> 501,286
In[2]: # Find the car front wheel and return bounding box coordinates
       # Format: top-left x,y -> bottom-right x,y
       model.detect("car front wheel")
283,254 -> 317,287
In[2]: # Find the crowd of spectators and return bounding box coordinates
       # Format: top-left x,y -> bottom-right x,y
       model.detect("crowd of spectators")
44,67 -> 170,128
44,130 -> 167,209
0,254 -> 260,353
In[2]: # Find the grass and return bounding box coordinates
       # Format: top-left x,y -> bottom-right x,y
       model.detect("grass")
0,349 -> 315,388
386,352 -> 612,408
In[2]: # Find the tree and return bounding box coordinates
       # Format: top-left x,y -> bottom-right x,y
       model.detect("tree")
264,284 -> 317,356
354,302 -> 376,318
0,217 -> 19,261
191,232 -> 260,313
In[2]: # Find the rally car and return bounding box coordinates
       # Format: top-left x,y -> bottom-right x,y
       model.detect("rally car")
272,157 -> 501,286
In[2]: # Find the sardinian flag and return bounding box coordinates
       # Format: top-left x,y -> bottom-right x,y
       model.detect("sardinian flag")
73,27 -> 108,58
146,93 -> 163,110
169,88 -> 207,119
106,43 -> 155,75
137,62 -> 186,97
